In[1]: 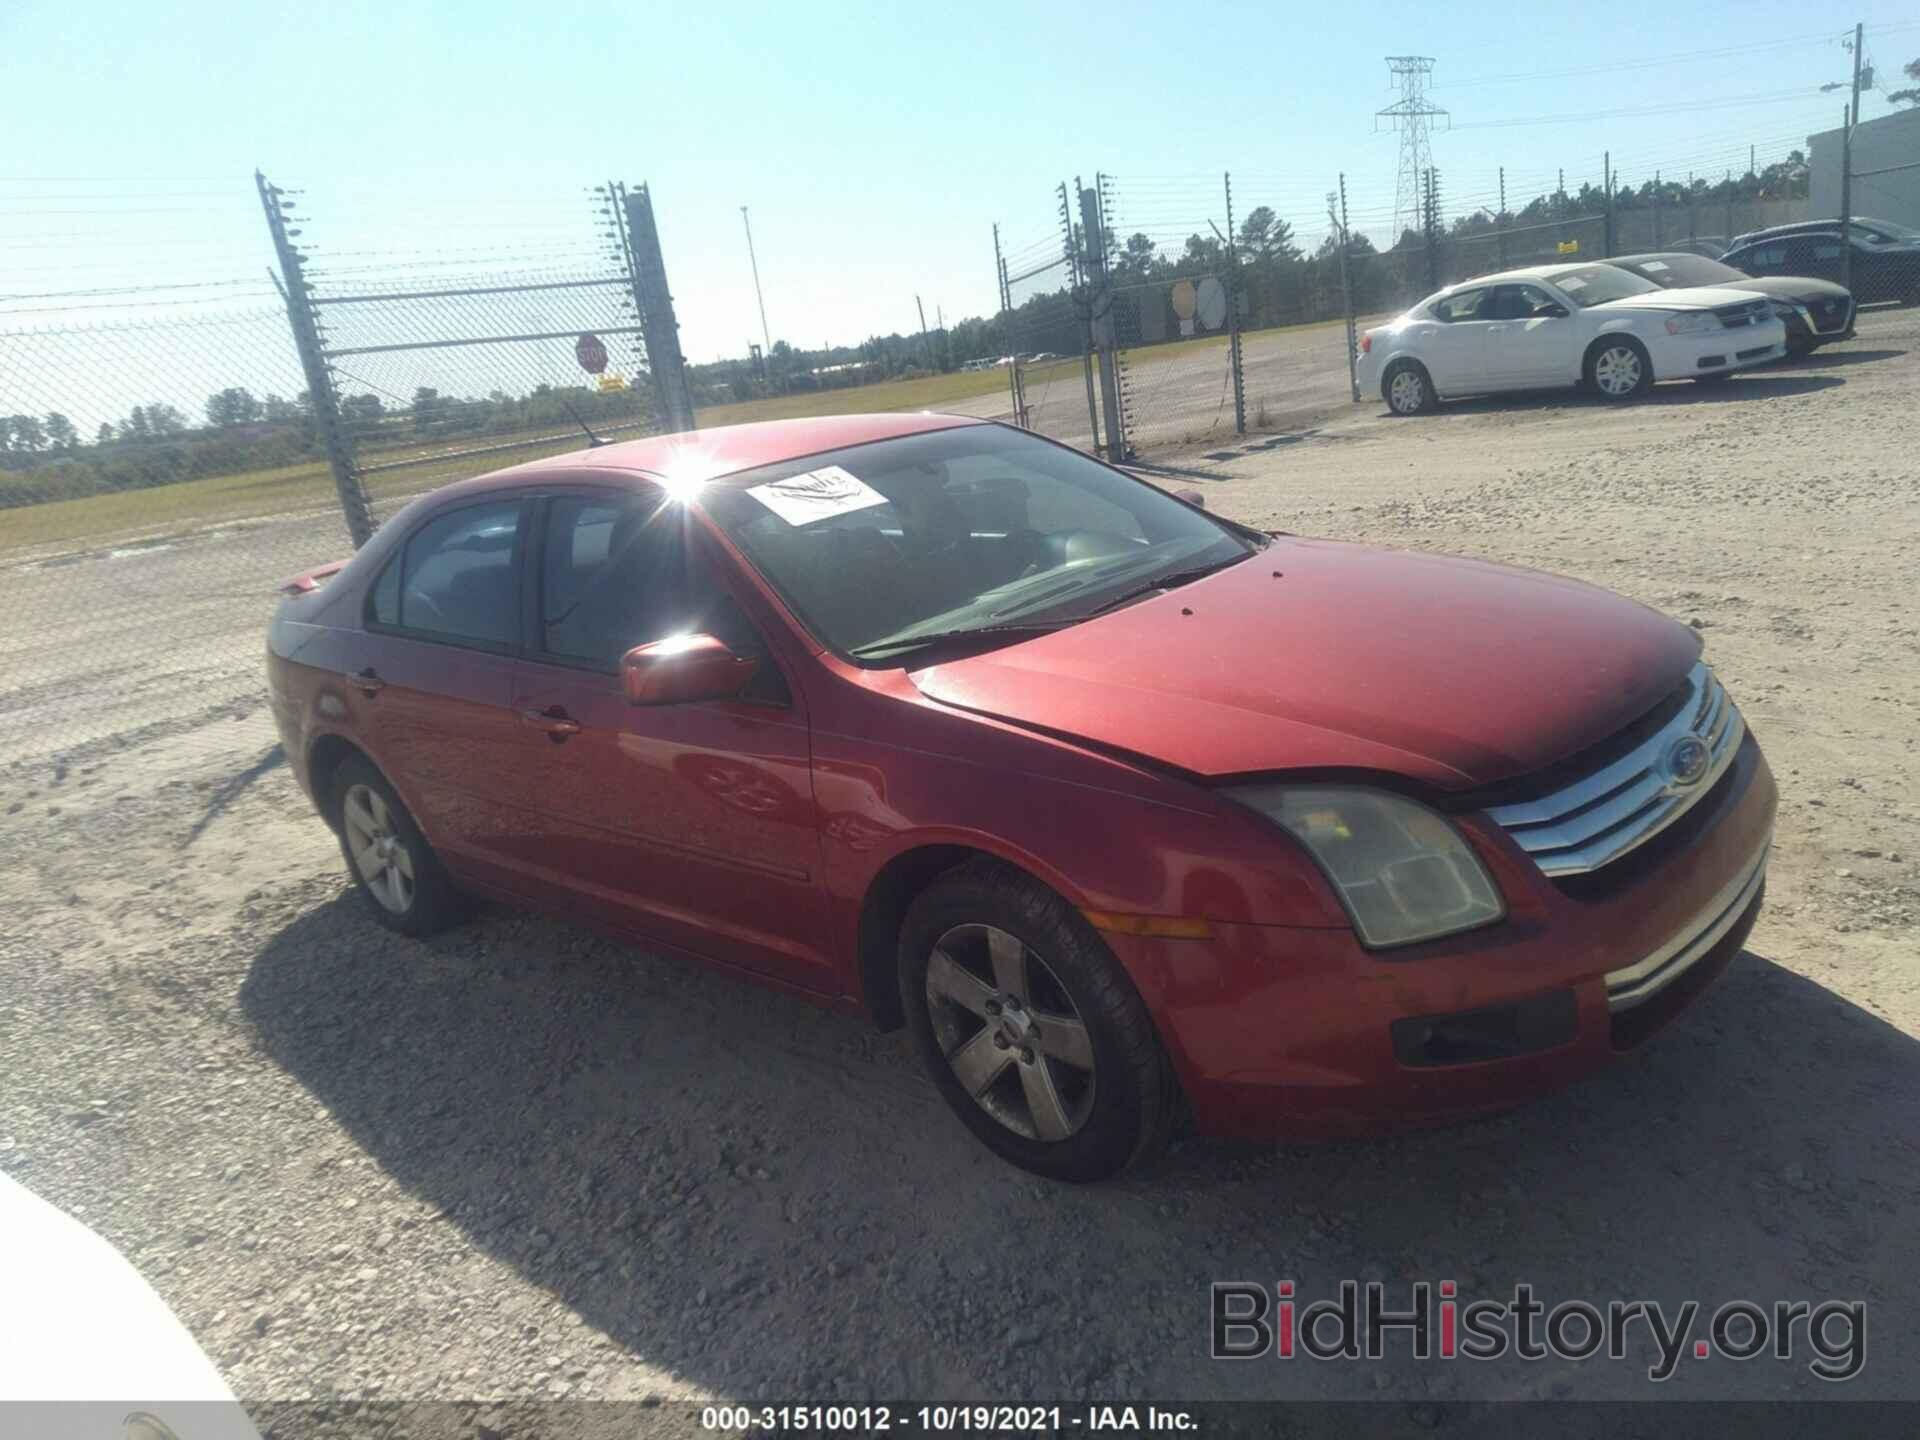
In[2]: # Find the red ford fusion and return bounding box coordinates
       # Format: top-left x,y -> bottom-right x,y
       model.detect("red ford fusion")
267,414 -> 1775,1181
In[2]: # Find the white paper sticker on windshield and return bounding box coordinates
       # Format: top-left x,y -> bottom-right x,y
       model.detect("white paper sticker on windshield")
1642,259 -> 1670,273
1560,275 -> 1587,291
747,465 -> 890,526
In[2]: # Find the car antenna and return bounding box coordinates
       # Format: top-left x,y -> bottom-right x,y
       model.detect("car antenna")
562,399 -> 611,448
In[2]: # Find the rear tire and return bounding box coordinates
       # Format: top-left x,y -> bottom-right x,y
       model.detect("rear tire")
1585,337 -> 1654,401
329,756 -> 470,937
900,860 -> 1178,1183
1382,359 -> 1436,416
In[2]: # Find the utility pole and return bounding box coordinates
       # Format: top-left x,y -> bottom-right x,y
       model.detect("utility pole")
740,205 -> 771,357
1841,21 -> 1864,293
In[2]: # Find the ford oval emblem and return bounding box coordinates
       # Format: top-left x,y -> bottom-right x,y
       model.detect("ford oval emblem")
1666,735 -> 1712,789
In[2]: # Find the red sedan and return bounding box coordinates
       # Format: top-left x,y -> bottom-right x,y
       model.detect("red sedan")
268,414 -> 1775,1181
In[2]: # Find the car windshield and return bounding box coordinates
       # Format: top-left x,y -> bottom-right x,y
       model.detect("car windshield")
1621,255 -> 1743,288
698,425 -> 1257,661
1551,265 -> 1661,307
1854,219 -> 1920,244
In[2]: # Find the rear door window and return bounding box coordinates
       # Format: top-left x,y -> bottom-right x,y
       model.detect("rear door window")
371,499 -> 528,652
1431,289 -> 1489,323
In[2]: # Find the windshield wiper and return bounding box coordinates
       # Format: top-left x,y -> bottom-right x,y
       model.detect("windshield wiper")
849,620 -> 1075,660
1072,555 -> 1247,621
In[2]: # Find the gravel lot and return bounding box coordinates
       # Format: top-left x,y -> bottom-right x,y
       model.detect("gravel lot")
3,310 -> 1917,1414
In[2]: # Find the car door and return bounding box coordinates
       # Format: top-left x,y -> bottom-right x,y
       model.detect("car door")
1480,283 -> 1580,387
1417,287 -> 1494,393
499,486 -> 834,989
355,495 -> 533,885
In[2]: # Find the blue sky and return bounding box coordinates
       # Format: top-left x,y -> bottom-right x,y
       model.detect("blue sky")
3,0 -> 1916,391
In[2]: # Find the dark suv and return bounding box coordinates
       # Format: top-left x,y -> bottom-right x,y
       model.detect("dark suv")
1721,220 -> 1920,308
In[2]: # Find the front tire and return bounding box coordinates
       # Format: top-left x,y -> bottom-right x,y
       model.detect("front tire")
1586,337 -> 1654,401
900,861 -> 1178,1182
329,756 -> 470,937
1382,359 -> 1436,416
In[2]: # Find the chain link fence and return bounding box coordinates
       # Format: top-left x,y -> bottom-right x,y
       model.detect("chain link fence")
0,175 -> 690,787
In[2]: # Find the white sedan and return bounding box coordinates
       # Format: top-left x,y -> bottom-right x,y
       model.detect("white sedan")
1354,262 -> 1788,415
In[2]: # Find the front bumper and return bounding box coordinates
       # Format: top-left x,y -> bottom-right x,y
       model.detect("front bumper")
1113,732 -> 1777,1141
1774,296 -> 1856,347
1646,317 -> 1788,379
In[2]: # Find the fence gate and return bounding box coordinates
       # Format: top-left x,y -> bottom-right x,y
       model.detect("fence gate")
257,172 -> 693,546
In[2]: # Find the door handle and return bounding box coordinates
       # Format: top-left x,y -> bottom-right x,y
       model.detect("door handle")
520,707 -> 581,738
353,667 -> 386,695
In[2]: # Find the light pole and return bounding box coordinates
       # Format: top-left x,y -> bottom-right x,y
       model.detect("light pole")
1822,22 -> 1866,293
740,205 -> 771,358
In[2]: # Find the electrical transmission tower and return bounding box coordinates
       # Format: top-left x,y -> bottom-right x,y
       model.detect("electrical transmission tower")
1376,57 -> 1448,244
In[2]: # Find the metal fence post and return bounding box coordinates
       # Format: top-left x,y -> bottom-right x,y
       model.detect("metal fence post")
993,224 -> 1025,428
1334,176 -> 1359,405
256,171 -> 376,548
1496,166 -> 1507,269
1223,171 -> 1246,434
1080,180 -> 1127,462
621,183 -> 696,434
1603,152 -> 1615,258
1061,181 -> 1101,454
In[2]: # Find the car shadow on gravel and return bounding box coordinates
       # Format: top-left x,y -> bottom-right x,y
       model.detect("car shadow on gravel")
1379,374 -> 1847,422
240,899 -> 1920,1398
1772,347 -> 1907,371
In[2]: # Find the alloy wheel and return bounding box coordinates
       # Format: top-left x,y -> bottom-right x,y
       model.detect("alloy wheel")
1389,368 -> 1425,414
924,923 -> 1096,1142
342,783 -> 416,915
1594,345 -> 1643,397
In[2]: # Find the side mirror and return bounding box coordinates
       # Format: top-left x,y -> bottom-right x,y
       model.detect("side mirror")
1537,303 -> 1569,319
622,634 -> 758,706
1174,488 -> 1207,509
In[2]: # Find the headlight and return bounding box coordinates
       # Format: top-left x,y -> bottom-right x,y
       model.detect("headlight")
1229,785 -> 1505,948
1663,312 -> 1717,335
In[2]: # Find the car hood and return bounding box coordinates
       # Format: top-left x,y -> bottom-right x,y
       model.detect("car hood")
1703,275 -> 1851,303
910,540 -> 1702,790
1596,285 -> 1766,312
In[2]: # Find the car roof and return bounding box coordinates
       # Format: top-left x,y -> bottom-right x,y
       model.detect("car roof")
1730,219 -> 1854,244
1434,261 -> 1596,293
1606,251 -> 1730,266
436,412 -> 988,500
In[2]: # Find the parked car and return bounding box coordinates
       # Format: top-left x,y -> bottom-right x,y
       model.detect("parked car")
1602,251 -> 1854,354
268,415 -> 1775,1181
1721,225 -> 1920,308
1354,263 -> 1787,416
1,1171 -> 261,1434
1725,214 -> 1920,251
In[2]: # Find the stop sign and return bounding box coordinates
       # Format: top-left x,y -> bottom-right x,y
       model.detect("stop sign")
574,333 -> 609,375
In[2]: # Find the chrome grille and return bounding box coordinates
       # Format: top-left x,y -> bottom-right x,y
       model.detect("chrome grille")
1485,662 -> 1744,877
1713,300 -> 1771,329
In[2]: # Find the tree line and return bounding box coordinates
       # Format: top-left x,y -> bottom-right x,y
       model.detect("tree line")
1,157 -> 1814,509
